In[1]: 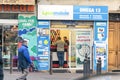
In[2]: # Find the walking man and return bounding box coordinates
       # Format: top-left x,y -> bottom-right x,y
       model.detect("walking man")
0,46 -> 3,80
17,39 -> 32,80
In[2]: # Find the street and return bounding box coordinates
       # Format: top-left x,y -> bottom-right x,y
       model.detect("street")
4,70 -> 83,80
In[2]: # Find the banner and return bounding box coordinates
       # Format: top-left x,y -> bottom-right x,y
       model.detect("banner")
76,29 -> 92,69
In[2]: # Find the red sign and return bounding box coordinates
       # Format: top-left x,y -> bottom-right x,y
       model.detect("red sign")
0,5 -> 34,12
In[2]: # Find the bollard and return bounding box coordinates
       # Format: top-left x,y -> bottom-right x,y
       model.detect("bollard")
87,57 -> 90,76
49,52 -> 53,75
97,57 -> 101,75
83,58 -> 87,77
83,53 -> 88,78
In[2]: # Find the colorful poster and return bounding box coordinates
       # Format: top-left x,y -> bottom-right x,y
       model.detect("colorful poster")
37,35 -> 50,71
37,36 -> 49,55
18,14 -> 37,56
94,22 -> 108,71
76,29 -> 92,68
37,20 -> 50,71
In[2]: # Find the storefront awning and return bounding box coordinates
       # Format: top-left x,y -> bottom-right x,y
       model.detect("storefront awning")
0,0 -> 35,5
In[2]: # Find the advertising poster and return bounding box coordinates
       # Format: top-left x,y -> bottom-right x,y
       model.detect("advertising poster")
37,20 -> 50,71
18,14 -> 37,56
37,35 -> 50,70
37,55 -> 49,71
94,43 -> 108,71
76,29 -> 92,68
94,22 -> 108,71
94,22 -> 107,41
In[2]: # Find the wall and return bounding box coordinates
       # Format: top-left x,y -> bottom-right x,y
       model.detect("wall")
38,0 -> 120,12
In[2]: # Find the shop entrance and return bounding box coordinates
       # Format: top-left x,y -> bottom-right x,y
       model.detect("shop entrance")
108,22 -> 120,71
50,26 -> 93,69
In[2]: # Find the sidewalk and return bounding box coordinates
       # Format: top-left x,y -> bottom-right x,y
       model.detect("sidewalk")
4,70 -> 83,80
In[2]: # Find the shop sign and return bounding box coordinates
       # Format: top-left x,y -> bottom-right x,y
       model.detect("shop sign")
38,20 -> 50,28
38,5 -> 73,20
73,6 -> 108,21
0,5 -> 34,12
0,0 -> 35,5
38,5 -> 108,21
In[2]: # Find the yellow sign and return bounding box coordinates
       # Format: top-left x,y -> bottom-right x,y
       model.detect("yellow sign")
44,40 -> 48,45
0,0 -> 35,5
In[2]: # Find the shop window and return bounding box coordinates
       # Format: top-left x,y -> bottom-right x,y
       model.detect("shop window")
2,25 -> 18,68
0,13 -> 18,19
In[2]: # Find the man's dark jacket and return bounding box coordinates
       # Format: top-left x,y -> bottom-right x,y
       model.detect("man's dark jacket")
0,47 -> 3,80
18,44 -> 31,70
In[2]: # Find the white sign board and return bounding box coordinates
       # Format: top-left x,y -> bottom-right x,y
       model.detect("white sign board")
38,5 -> 73,20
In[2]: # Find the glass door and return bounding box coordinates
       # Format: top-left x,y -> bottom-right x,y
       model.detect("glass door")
2,24 -> 18,69
70,29 -> 93,69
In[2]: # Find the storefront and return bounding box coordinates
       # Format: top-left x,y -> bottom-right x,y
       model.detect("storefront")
0,0 -> 35,69
37,5 -> 108,72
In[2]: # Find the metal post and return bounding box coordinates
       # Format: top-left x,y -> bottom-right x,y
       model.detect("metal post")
97,57 -> 101,75
49,52 -> 52,75
83,57 -> 87,77
87,57 -> 90,76
10,44 -> 13,74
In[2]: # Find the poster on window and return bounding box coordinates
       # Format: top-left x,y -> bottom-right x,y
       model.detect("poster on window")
93,43 -> 107,71
76,29 -> 92,69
